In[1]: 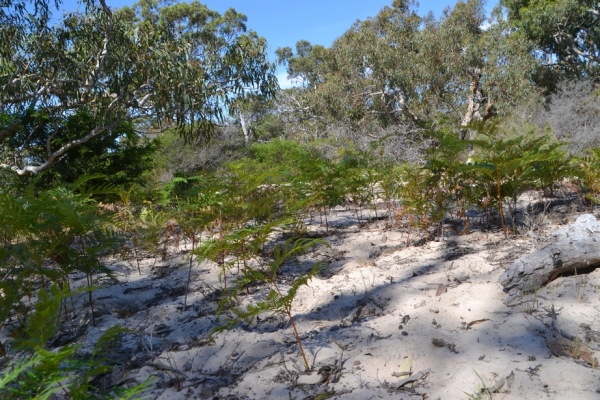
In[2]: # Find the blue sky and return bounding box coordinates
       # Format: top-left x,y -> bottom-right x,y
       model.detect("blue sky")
57,0 -> 498,87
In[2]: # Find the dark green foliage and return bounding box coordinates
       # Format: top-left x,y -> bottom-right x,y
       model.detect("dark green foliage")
212,238 -> 326,371
0,286 -> 150,400
390,129 -> 476,240
469,121 -> 568,234
0,178 -> 122,329
5,111 -> 157,197
572,148 -> 600,209
189,161 -> 288,289
253,114 -> 286,141
248,139 -> 312,170
1,0 -> 278,175
385,122 -> 572,240
240,139 -> 348,227
501,0 -> 600,78
422,130 -> 476,233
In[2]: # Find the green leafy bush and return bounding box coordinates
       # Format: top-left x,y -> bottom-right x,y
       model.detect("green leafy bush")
572,148 -> 600,210
212,238 -> 326,372
470,122 -> 569,235
0,286 -> 150,399
0,178 -> 122,328
5,111 -> 157,199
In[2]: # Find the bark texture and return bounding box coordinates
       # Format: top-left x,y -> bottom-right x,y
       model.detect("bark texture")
500,214 -> 600,305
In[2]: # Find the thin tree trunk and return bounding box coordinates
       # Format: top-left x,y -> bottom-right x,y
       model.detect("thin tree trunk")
352,196 -> 361,224
183,235 -> 196,312
87,273 -> 96,327
239,113 -> 251,144
287,310 -> 310,371
496,177 -> 508,238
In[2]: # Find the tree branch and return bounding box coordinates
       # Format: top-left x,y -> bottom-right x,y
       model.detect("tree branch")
0,121 -> 121,175
398,96 -> 420,123
84,0 -> 113,94
555,30 -> 600,65
0,122 -> 21,145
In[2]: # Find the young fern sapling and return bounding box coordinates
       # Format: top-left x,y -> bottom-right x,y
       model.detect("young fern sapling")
214,238 -> 327,372
169,176 -> 223,312
3,286 -> 151,400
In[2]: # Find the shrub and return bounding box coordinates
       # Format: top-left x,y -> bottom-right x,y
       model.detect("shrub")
543,80 -> 600,155
0,286 -> 150,399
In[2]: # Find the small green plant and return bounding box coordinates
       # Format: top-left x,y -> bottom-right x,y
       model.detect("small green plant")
518,288 -> 540,315
0,286 -> 151,399
396,163 -> 434,242
167,175 -> 224,311
113,188 -> 146,275
304,158 -> 345,232
422,129 -> 475,238
0,178 -> 122,327
469,121 -> 568,236
572,148 -> 600,210
378,161 -> 404,222
213,238 -> 327,372
337,152 -> 370,223
138,203 -> 174,263
464,370 -> 499,400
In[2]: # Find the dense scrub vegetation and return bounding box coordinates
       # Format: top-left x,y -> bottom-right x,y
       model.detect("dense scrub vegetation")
1,0 -> 600,397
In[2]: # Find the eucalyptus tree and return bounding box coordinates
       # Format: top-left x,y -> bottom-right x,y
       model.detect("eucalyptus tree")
0,0 -> 278,175
3,110 -> 157,194
275,41 -> 332,140
0,0 -> 57,45
277,0 -> 540,138
230,94 -> 278,144
501,0 -> 600,78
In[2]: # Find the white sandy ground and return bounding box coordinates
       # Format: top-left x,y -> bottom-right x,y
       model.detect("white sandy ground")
8,192 -> 600,399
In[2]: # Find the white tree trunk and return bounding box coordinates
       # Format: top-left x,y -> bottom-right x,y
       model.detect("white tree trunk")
460,67 -> 494,141
239,112 -> 251,144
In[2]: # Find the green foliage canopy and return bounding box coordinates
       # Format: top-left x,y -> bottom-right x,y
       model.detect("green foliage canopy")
502,0 -> 600,77
276,0 -> 540,135
0,0 -> 277,175
5,110 -> 157,193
